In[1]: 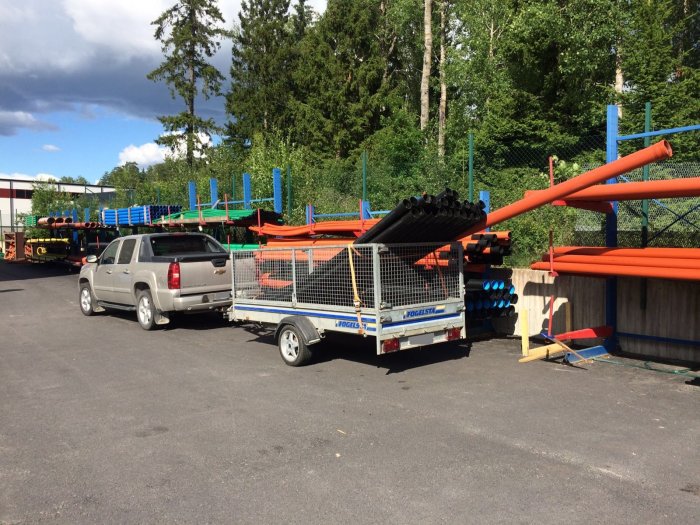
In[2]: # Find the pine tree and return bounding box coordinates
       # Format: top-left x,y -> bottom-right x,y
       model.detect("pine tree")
226,0 -> 293,146
147,0 -> 229,167
289,0 -> 387,157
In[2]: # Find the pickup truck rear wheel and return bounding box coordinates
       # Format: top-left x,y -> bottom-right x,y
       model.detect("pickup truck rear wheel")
277,325 -> 312,366
136,290 -> 157,330
79,283 -> 96,316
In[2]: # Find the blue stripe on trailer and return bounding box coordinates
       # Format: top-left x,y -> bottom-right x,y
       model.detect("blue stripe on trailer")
384,313 -> 462,328
233,305 -> 376,327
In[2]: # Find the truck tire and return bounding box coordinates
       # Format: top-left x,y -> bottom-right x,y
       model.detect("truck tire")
277,324 -> 312,366
136,289 -> 157,331
79,283 -> 96,316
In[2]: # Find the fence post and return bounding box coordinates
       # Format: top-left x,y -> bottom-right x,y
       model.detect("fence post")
286,164 -> 292,218
210,178 -> 218,207
604,104 -> 619,353
188,181 -> 196,210
468,132 -> 474,202
641,102 -> 651,246
273,168 -> 283,214
243,173 -> 252,209
362,150 -> 369,202
479,190 -> 490,232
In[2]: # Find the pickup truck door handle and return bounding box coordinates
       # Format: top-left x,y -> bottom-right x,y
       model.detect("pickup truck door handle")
106,269 -> 113,275
122,270 -> 130,274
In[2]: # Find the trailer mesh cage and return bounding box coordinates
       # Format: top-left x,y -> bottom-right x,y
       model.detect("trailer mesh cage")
231,243 -> 464,312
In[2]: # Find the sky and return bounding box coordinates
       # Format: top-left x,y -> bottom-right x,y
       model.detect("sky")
0,0 -> 326,184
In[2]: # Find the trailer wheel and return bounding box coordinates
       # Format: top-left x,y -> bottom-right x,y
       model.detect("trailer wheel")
136,290 -> 157,331
79,283 -> 96,316
277,325 -> 312,366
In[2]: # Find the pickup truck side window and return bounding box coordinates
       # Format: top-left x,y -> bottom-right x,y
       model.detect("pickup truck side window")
100,241 -> 120,265
117,239 -> 137,264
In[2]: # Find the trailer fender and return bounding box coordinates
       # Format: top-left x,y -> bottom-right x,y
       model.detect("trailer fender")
276,316 -> 322,346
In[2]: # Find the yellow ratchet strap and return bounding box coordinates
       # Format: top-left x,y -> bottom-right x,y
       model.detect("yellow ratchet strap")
347,246 -> 364,335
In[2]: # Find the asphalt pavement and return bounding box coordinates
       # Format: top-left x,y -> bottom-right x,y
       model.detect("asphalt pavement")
0,261 -> 698,524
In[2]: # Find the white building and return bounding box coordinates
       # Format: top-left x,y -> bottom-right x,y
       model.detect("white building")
0,178 -> 116,234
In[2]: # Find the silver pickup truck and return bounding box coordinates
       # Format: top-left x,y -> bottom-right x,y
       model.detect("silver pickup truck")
78,232 -> 232,329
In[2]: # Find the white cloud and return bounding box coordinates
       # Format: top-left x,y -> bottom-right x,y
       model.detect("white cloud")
0,172 -> 58,182
42,144 -> 61,152
119,142 -> 169,168
118,132 -> 214,168
63,0 -> 170,59
0,110 -> 57,136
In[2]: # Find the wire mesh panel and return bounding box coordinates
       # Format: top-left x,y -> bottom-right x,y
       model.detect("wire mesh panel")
379,244 -> 463,308
231,243 -> 463,311
572,161 -> 700,247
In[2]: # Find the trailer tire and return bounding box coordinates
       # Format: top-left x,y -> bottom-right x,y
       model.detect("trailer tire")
136,289 -> 158,331
277,324 -> 312,366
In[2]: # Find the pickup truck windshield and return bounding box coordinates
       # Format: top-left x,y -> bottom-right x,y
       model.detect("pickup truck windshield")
150,235 -> 225,256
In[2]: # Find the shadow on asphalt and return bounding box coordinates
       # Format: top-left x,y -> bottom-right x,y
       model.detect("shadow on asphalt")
0,261 -> 78,282
239,325 -> 472,374
89,307 -> 473,374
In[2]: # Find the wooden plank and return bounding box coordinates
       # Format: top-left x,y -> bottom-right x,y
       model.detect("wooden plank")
518,343 -> 566,363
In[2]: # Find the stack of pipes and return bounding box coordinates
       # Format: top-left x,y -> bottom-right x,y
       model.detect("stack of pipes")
35,217 -> 104,229
462,231 -> 512,266
465,278 -> 518,319
355,188 -> 486,245
531,247 -> 700,281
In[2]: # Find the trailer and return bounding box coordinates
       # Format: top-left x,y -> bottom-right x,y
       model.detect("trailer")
228,242 -> 467,366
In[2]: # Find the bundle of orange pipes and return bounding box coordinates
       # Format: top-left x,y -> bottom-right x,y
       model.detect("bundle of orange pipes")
531,247 -> 700,281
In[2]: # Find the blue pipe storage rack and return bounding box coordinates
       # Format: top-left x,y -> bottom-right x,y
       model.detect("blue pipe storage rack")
101,205 -> 181,227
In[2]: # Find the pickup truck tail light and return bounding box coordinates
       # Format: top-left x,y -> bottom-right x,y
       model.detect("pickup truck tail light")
167,262 -> 181,290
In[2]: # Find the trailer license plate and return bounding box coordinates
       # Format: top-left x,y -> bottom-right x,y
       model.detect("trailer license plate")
214,291 -> 231,301
408,333 -> 434,346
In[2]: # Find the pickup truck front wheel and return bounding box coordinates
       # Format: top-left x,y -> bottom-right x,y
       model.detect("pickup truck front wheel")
79,283 -> 96,316
136,290 -> 157,330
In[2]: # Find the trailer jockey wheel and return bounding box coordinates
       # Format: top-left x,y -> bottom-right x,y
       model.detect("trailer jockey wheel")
277,325 -> 312,366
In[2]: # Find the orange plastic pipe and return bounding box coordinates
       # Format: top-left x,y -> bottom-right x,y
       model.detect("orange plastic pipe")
552,246 -> 700,259
545,254 -> 700,270
462,140 -> 673,235
527,176 -> 700,202
530,261 -> 700,281
251,219 -> 380,237
266,238 -> 354,247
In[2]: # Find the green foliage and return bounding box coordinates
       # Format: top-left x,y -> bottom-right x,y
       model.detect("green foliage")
226,0 -> 294,145
148,0 -> 229,165
100,0 -> 699,268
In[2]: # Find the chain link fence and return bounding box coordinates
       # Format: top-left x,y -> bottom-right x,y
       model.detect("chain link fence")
572,152 -> 699,249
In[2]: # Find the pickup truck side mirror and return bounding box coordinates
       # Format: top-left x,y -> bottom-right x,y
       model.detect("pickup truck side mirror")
86,255 -> 98,264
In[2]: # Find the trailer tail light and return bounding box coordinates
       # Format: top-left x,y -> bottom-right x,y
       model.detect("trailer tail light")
382,338 -> 400,353
167,262 -> 181,289
446,328 -> 462,341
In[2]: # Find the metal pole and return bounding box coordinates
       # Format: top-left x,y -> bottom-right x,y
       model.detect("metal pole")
286,164 -> 292,218
604,104 -> 619,353
641,101 -> 652,310
642,102 -> 651,246
362,150 -> 367,202
468,132 -> 474,202
9,179 -> 14,232
272,168 -> 283,214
